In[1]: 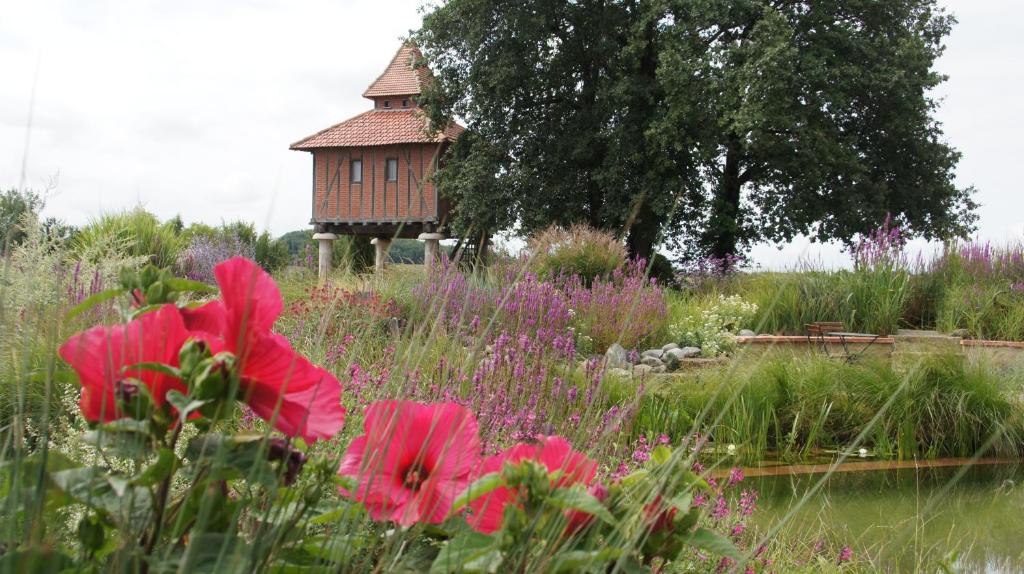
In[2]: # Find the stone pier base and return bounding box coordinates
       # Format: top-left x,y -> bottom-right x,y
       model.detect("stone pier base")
418,232 -> 444,271
312,232 -> 337,281
370,237 -> 392,273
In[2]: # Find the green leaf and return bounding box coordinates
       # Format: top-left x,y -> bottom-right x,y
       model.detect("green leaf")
550,548 -> 622,573
65,288 -> 124,320
166,390 -> 209,421
125,361 -> 182,380
178,532 -> 248,573
134,448 -> 178,487
547,487 -> 615,525
82,423 -> 154,459
185,434 -> 277,486
430,531 -> 499,574
50,468 -> 153,532
683,527 -> 740,559
77,515 -> 106,551
164,277 -> 217,293
301,535 -> 367,564
650,445 -> 672,465
450,471 -> 502,515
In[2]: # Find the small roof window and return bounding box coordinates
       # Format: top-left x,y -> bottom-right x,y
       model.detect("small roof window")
383,100 -> 391,108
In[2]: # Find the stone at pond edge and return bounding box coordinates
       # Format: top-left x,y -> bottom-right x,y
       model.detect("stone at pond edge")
661,342 -> 680,352
738,329 -> 756,337
642,349 -> 665,359
651,364 -> 667,374
640,356 -> 664,368
678,347 -> 701,359
632,364 -> 654,376
604,343 -> 629,369
950,328 -> 970,338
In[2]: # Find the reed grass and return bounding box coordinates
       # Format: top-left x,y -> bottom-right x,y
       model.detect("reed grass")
631,354 -> 1024,462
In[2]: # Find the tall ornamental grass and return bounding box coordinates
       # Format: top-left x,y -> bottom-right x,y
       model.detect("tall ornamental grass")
73,208 -> 184,269
629,354 -> 1024,462
526,224 -> 628,284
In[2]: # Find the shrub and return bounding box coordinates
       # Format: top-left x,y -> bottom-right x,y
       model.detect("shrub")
527,224 -> 627,283
175,232 -> 255,283
73,207 -> 183,268
254,231 -> 290,273
669,294 -> 758,357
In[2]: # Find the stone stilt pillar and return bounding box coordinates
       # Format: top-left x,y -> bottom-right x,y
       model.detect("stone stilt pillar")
370,237 -> 392,273
312,232 -> 337,281
418,232 -> 444,271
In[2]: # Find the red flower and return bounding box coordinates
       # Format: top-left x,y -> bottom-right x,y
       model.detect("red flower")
643,495 -> 678,533
337,400 -> 480,526
59,304 -> 189,422
184,257 -> 345,442
468,435 -> 598,534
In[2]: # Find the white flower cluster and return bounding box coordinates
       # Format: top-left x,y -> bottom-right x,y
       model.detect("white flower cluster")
669,295 -> 758,358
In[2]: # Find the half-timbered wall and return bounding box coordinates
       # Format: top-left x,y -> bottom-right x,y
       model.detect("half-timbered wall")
311,143 -> 443,224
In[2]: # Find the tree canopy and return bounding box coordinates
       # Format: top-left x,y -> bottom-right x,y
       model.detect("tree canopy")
415,0 -> 976,261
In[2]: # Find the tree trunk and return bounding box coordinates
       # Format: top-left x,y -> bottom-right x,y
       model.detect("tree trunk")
626,195 -> 659,261
624,16 -> 664,263
704,136 -> 743,262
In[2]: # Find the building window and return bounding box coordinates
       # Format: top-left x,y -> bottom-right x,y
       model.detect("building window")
383,100 -> 391,108
351,159 -> 363,183
385,158 -> 398,181
402,99 -> 409,108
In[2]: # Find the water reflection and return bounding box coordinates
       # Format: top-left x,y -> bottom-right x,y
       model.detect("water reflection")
748,462 -> 1024,572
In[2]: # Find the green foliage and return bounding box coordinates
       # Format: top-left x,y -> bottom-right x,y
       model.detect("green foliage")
669,294 -> 758,357
416,0 -> 975,260
0,188 -> 44,251
527,224 -> 627,283
277,229 -> 313,257
254,231 -> 289,273
74,207 -> 184,268
333,235 -> 374,273
634,354 -> 1024,462
716,266 -> 911,336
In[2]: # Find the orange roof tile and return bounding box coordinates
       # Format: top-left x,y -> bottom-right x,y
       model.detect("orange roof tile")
290,109 -> 464,150
362,42 -> 432,98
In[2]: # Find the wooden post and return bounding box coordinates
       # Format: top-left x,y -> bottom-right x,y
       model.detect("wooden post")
312,232 -> 337,281
418,232 -> 444,272
370,236 -> 392,273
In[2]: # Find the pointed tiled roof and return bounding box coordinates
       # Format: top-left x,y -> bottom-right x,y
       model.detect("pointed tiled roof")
289,109 -> 464,150
362,42 -> 432,98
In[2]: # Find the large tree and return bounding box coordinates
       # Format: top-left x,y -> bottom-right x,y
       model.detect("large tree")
415,0 -> 975,261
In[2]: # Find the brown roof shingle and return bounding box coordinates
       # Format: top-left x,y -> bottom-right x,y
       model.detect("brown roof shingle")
362,42 -> 432,98
290,109 -> 464,150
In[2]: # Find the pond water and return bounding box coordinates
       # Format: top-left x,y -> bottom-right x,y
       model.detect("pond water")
747,461 -> 1024,573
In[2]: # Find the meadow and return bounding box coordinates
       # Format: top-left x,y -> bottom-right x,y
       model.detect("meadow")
1,208 -> 1022,572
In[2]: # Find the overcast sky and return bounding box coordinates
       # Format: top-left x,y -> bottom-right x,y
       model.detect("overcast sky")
1,0 -> 1021,269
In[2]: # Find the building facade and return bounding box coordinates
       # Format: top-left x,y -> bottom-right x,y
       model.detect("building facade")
290,43 -> 464,274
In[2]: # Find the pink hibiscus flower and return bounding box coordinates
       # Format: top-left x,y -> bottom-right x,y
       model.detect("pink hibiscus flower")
338,400 -> 481,526
184,257 -> 345,442
468,435 -> 598,534
59,304 -> 189,422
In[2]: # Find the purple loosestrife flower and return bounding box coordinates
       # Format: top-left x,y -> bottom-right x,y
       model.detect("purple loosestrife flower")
738,490 -> 758,516
711,495 -> 730,520
838,546 -> 853,564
